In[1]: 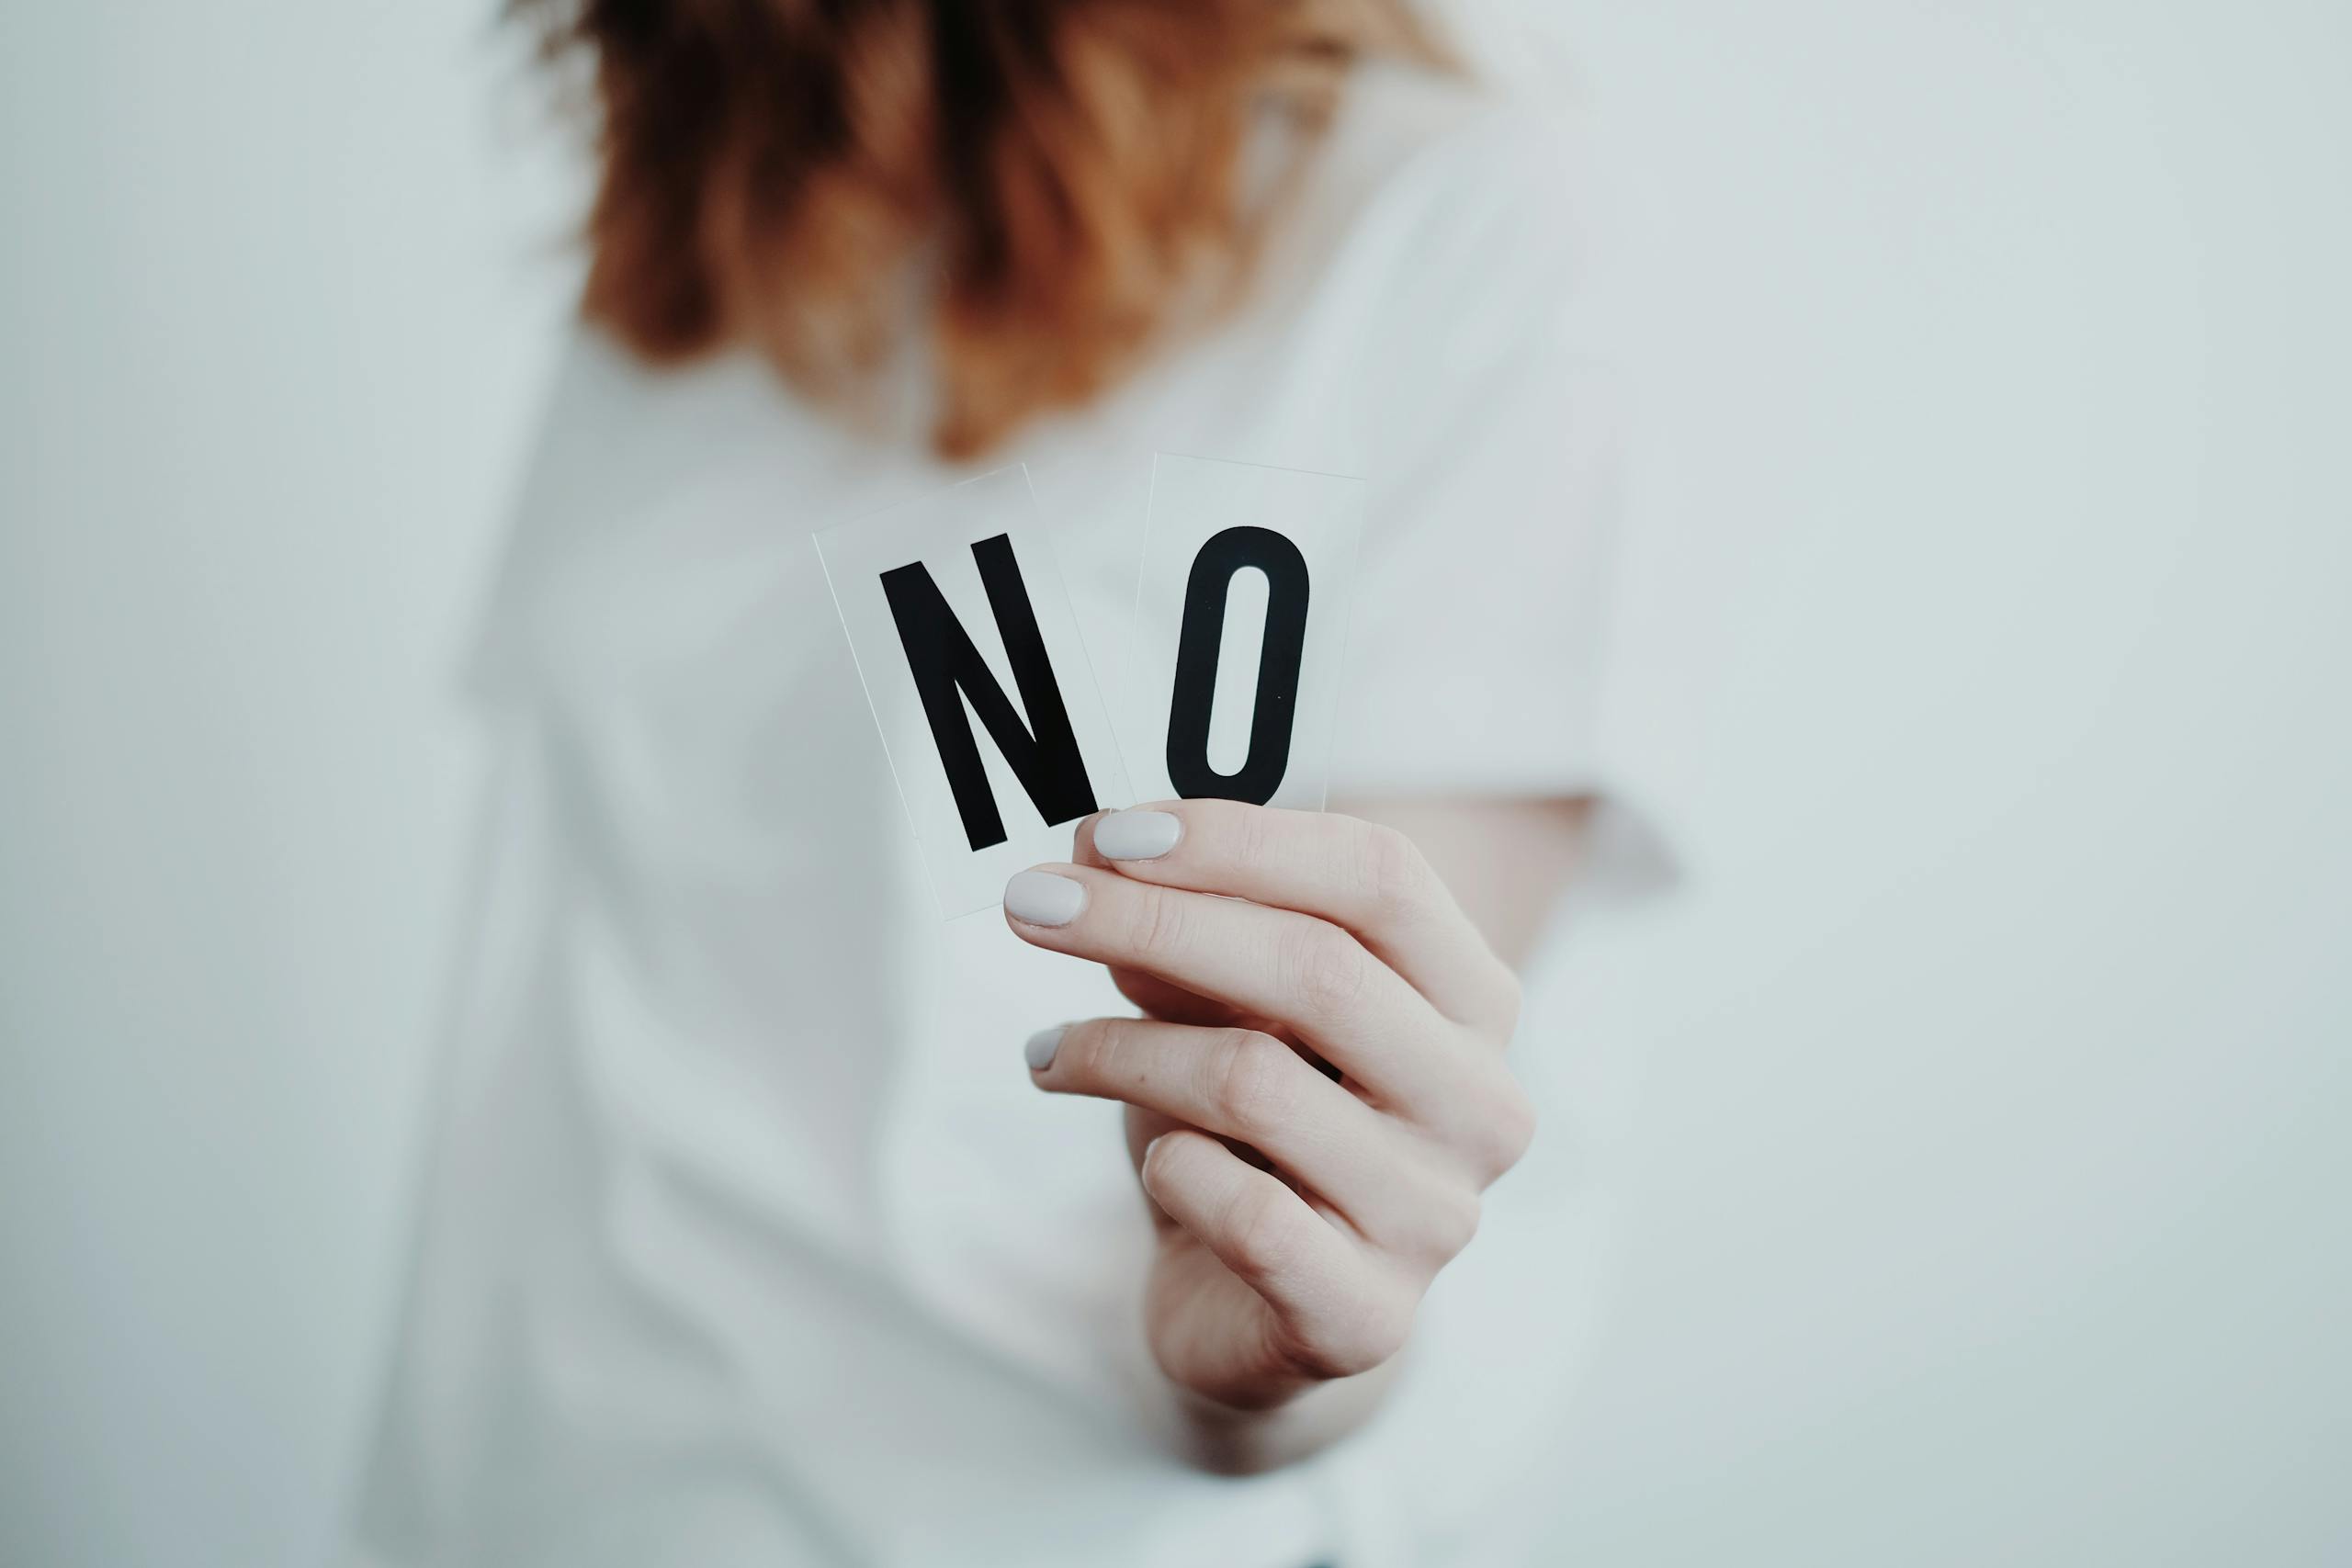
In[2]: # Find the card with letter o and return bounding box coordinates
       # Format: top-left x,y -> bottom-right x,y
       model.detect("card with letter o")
1123,453 -> 1365,814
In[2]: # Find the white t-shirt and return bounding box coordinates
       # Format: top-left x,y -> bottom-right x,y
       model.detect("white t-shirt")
347,63 -> 1651,1568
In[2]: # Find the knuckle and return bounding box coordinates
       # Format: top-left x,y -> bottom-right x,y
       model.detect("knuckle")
1486,963 -> 1525,1038
1122,886 -> 1188,960
1069,1017 -> 1131,1084
1355,821 -> 1431,919
1407,1179 -> 1483,1262
1473,1077 -> 1539,1179
1231,802 -> 1277,870
1282,1284 -> 1415,1381
1201,1029 -> 1295,1138
1283,922 -> 1369,1023
1220,1180 -> 1300,1283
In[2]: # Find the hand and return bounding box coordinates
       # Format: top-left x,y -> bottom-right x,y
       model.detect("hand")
1001,799 -> 1537,1422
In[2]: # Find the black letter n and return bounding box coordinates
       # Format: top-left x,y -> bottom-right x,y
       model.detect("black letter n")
880,533 -> 1098,851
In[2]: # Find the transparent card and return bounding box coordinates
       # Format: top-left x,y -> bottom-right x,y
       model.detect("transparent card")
815,467 -> 1133,917
1124,453 -> 1366,810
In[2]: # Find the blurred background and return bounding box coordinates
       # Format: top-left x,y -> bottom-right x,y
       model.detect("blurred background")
3,2 -> 2346,1564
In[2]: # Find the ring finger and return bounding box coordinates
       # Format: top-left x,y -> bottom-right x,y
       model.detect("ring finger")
1029,1015 -> 1425,1246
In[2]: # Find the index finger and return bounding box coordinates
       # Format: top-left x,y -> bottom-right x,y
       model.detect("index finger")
1079,800 -> 1520,1032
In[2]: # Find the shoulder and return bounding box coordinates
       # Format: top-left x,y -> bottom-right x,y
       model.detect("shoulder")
1253,64 -> 1596,409
1233,67 -> 1602,462
1309,66 -> 1589,284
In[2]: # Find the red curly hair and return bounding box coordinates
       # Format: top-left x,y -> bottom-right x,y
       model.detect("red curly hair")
518,0 -> 1437,458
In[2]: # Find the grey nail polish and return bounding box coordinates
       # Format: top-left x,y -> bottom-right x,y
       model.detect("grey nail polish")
1003,870 -> 1087,927
1024,1025 -> 1068,1072
1095,809 -> 1183,861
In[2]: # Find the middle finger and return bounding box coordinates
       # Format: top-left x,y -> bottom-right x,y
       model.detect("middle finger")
1003,863 -> 1446,1105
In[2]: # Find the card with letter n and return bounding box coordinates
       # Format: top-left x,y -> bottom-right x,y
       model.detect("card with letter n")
817,456 -> 1363,919
815,467 -> 1133,916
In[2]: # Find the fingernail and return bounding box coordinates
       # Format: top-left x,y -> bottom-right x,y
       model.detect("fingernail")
1024,1024 -> 1068,1072
1095,809 -> 1183,861
1004,870 -> 1088,927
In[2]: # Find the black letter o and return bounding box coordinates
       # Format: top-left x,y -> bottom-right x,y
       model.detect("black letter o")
1165,525 -> 1310,805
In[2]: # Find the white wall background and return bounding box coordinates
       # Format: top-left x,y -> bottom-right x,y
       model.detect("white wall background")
1,2 -> 2345,1565
0,6 -> 577,1563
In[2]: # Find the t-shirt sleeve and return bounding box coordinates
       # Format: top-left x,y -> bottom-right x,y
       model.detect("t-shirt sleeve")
1329,105 -> 1629,808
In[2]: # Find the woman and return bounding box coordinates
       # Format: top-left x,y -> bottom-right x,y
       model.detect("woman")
348,2 -> 1643,1563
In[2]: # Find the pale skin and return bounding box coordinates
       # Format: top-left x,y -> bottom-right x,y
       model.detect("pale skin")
1002,795 -> 1589,1472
